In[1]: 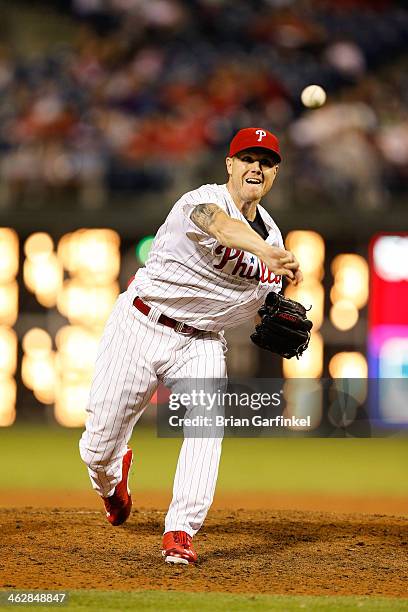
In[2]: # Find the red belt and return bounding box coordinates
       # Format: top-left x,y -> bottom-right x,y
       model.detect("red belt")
133,297 -> 200,335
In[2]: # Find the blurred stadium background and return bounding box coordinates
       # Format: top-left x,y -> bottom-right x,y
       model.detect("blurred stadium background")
0,0 -> 407,440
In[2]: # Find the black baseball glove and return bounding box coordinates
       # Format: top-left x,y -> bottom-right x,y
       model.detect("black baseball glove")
250,292 -> 313,359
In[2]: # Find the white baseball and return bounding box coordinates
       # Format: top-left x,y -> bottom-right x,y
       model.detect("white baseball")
301,85 -> 327,109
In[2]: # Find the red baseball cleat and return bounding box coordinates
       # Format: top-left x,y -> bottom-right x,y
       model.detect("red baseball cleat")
162,531 -> 198,565
102,447 -> 133,526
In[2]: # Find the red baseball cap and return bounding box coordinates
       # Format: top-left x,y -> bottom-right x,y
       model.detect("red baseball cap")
228,127 -> 281,162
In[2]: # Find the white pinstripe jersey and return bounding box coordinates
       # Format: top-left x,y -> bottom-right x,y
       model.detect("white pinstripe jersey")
128,183 -> 283,332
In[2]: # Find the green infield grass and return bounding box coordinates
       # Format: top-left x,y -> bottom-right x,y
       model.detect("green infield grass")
1,590 -> 408,612
0,425 -> 407,495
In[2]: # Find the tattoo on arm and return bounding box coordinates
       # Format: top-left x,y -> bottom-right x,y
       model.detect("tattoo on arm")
190,203 -> 220,233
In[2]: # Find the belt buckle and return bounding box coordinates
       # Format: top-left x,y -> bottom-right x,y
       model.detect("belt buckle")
174,321 -> 192,335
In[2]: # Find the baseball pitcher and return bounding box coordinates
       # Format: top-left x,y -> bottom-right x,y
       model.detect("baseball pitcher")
79,127 -> 307,564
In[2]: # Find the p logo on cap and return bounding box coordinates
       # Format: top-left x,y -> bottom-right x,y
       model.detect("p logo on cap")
255,129 -> 267,142
228,128 -> 281,162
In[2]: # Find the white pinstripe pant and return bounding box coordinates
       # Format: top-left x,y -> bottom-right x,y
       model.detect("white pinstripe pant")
79,292 -> 227,536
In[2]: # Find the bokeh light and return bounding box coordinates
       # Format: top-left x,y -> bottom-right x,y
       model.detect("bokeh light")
57,229 -> 120,284
0,326 -> 17,376
331,254 -> 368,309
285,281 -> 324,331
0,378 -> 16,426
55,325 -> 100,375
23,249 -> 63,307
0,228 -> 19,283
136,235 -> 155,265
24,233 -> 54,261
330,299 -> 359,331
54,383 -> 90,427
57,281 -> 118,329
373,235 -> 408,282
21,354 -> 56,398
0,228 -> 18,424
283,332 -> 323,378
329,352 -> 368,378
22,328 -> 53,357
285,231 -> 325,279
0,282 -> 18,326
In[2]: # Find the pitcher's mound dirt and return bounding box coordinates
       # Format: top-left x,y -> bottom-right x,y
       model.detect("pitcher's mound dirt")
1,508 -> 407,597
